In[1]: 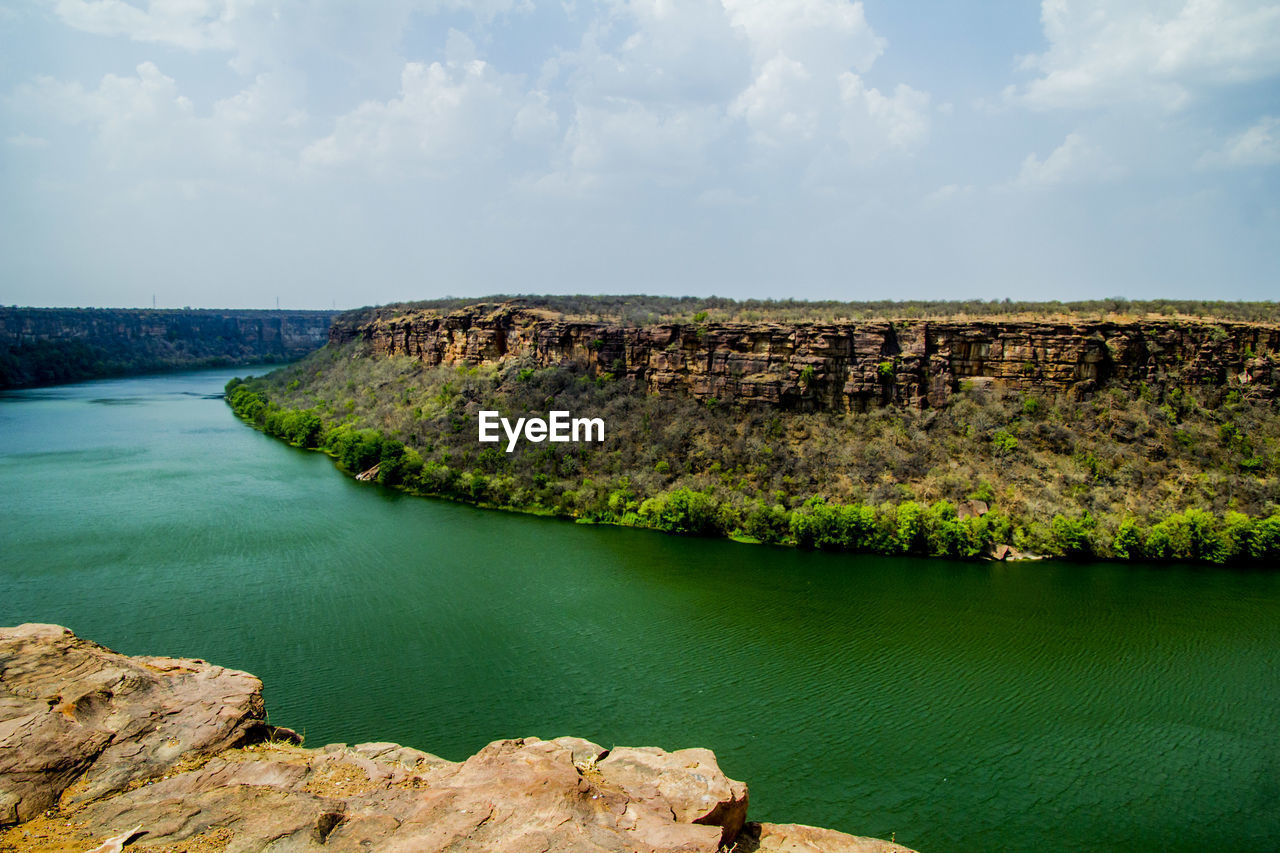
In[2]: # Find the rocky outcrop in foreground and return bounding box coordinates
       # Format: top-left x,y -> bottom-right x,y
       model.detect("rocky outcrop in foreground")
330,303 -> 1280,410
0,625 -> 913,852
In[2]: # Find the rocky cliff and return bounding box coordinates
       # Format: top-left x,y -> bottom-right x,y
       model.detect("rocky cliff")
0,625 -> 914,853
331,303 -> 1280,410
0,308 -> 336,388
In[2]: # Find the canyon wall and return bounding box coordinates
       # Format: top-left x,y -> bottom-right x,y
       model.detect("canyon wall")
0,307 -> 336,388
331,303 -> 1280,410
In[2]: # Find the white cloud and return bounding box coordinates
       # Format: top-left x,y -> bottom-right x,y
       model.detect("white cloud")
15,62 -> 306,176
729,55 -> 816,146
24,0 -> 932,211
512,90 -> 559,144
51,0 -> 245,51
48,0 -> 536,78
556,0 -> 748,106
838,74 -> 930,153
552,0 -> 927,174
1014,132 -> 1122,188
7,133 -> 50,148
729,58 -> 929,159
280,0 -> 929,190
564,99 -> 724,183
301,59 -> 527,173
19,62 -> 194,166
1199,116 -> 1280,168
722,0 -> 883,74
1012,0 -> 1280,111
725,0 -> 926,162
923,183 -> 973,206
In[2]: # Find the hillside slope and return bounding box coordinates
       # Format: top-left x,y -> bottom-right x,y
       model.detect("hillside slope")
228,300 -> 1280,563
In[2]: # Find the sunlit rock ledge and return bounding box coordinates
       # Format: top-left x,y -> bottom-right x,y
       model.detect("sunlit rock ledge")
0,625 -> 915,852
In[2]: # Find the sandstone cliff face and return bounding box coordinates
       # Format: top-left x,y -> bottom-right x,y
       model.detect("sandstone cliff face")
331,304 -> 1280,410
0,625 -> 914,853
0,308 -> 336,388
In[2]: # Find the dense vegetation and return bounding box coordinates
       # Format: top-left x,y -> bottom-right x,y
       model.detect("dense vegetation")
227,339 -> 1280,564
347,295 -> 1280,326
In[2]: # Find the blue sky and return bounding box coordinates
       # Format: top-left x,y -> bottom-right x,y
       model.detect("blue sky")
1,0 -> 1277,309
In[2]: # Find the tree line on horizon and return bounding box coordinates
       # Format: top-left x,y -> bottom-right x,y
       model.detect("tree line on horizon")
342,295 -> 1280,327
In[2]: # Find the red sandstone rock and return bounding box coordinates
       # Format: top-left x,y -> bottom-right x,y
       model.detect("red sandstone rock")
742,822 -> 918,852
0,625 -> 915,852
0,624 -> 276,824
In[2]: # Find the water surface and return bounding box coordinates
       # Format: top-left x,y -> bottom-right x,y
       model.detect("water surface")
2,369 -> 1277,852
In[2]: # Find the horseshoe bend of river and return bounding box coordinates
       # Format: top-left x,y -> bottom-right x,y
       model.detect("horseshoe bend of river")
2,367 -> 1277,853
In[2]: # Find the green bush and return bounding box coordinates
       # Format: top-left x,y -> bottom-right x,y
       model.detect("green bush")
1249,513 -> 1280,560
1184,508 -> 1228,563
892,501 -> 925,554
991,429 -> 1019,457
1050,513 -> 1095,557
1112,518 -> 1144,559
326,427 -> 384,473
1144,514 -> 1191,560
417,462 -> 458,494
640,488 -> 723,536
790,500 -> 882,552
1221,511 -> 1253,561
924,501 -> 978,558
744,502 -> 791,544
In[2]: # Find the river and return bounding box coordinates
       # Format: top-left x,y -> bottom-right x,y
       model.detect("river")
1,367 -> 1277,852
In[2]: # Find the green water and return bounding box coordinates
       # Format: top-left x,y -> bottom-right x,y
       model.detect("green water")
1,369 -> 1278,852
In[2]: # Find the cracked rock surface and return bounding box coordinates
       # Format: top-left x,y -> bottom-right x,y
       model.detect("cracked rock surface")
0,625 -> 915,852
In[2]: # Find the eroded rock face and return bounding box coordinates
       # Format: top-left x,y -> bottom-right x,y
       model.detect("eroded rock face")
330,303 -> 1280,410
0,625 -> 914,852
0,624 -> 275,825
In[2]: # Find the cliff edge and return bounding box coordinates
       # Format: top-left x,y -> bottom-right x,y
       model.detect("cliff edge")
0,625 -> 913,852
330,302 -> 1280,410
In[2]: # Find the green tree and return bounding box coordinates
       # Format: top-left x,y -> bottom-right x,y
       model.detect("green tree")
1050,513 -> 1095,557
1112,518 -> 1143,559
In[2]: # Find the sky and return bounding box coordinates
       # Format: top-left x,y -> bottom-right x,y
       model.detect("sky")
1,0 -> 1277,309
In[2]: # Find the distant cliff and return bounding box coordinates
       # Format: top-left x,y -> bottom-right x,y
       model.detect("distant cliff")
0,307 -> 337,388
331,303 -> 1280,409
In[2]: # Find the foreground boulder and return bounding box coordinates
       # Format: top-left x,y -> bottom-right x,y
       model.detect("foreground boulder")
0,624 -> 277,825
0,625 -> 915,852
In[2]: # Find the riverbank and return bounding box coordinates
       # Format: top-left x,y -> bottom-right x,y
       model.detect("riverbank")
226,366 -> 1280,565
0,624 -> 913,852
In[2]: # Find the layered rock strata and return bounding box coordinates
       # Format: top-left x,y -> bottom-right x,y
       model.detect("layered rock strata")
0,625 -> 913,852
331,304 -> 1280,410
